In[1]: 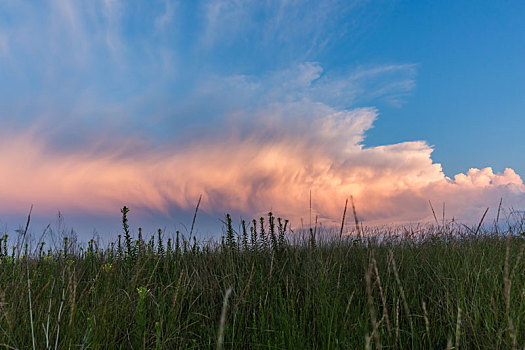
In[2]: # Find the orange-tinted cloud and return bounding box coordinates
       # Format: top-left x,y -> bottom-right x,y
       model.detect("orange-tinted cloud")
1,104 -> 523,227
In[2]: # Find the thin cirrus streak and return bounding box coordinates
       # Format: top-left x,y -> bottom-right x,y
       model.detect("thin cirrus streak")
0,104 -> 523,227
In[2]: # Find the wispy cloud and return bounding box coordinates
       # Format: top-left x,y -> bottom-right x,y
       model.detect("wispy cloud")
198,0 -> 367,59
193,62 -> 417,115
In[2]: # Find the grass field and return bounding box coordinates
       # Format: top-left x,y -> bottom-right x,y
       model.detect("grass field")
0,208 -> 524,349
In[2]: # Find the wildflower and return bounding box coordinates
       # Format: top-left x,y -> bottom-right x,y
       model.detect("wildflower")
137,286 -> 150,297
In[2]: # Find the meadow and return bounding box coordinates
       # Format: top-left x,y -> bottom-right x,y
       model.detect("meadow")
0,207 -> 524,349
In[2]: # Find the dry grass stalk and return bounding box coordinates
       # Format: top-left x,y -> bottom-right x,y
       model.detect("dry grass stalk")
429,200 -> 439,226
171,270 -> 184,308
394,299 -> 399,343
217,287 -> 233,350
504,239 -> 511,320
339,198 -> 348,239
69,269 -> 77,327
55,271 -> 67,350
389,251 -> 411,321
474,207 -> 489,236
455,305 -> 461,349
422,300 -> 430,344
372,255 -> 391,336
389,250 -> 414,347
504,238 -> 518,349
351,196 -> 361,238
366,252 -> 381,350
44,279 -> 56,347
342,291 -> 355,331
190,194 -> 202,238
446,335 -> 453,350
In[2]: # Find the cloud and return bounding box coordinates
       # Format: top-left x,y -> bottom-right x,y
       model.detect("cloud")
198,0 -> 367,58
0,1 -> 522,232
0,1 -> 403,134
190,62 -> 417,119
0,99 -> 523,227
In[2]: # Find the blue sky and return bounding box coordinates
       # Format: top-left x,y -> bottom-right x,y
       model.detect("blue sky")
358,1 -> 525,175
0,0 -> 524,238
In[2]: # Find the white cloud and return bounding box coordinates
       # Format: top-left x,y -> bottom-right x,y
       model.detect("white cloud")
454,167 -> 523,189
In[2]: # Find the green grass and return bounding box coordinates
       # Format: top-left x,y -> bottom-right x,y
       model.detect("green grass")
0,210 -> 524,349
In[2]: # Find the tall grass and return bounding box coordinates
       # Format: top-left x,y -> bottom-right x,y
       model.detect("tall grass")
0,209 -> 524,348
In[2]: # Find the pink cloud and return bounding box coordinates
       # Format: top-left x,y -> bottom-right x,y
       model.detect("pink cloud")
1,103 -> 523,227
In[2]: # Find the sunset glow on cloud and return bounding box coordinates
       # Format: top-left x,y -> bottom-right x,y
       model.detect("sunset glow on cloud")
1,101 -> 523,227
0,1 -> 524,234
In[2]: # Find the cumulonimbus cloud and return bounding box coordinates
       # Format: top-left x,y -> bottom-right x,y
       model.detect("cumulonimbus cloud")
1,101 -> 523,227
0,2 -> 522,229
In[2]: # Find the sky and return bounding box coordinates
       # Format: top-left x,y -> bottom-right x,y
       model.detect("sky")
0,0 -> 524,240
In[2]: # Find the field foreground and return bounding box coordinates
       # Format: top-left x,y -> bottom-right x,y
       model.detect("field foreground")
0,212 -> 525,349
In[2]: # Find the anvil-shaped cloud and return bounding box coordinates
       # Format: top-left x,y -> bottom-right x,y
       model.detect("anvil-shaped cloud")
1,101 -> 523,227
1,1 -> 523,233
